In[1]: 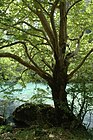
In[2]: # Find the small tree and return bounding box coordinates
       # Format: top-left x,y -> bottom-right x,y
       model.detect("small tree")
67,82 -> 93,123
0,0 -> 93,126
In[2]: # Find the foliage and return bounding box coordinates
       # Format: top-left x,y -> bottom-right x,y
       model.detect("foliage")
31,86 -> 52,104
66,64 -> 93,126
67,81 -> 93,122
0,125 -> 13,134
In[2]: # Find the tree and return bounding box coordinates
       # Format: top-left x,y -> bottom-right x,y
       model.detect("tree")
0,0 -> 93,127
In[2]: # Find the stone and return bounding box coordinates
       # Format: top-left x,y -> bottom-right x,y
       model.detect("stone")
12,103 -> 56,127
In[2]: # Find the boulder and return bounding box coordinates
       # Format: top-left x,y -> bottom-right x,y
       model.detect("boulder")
13,103 -> 56,127
0,115 -> 5,125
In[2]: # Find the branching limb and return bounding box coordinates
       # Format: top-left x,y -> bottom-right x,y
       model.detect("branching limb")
50,0 -> 60,40
68,48 -> 93,80
25,42 -> 53,72
23,43 -> 45,72
1,21 -> 51,43
0,52 -> 33,69
24,41 -> 53,72
36,10 -> 55,46
32,1 -> 55,48
66,0 -> 82,15
0,41 -> 53,82
0,52 -> 52,83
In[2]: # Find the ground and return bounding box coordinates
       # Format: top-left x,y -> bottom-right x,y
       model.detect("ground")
0,124 -> 92,140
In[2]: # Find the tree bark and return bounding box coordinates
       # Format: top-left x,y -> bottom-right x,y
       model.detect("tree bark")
48,1 -> 72,126
50,79 -> 77,127
49,58 -> 73,126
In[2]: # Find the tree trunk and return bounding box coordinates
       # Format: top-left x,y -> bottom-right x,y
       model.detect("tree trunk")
49,60 -> 76,127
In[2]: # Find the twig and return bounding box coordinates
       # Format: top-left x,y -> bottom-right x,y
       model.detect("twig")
68,48 -> 93,80
66,0 -> 82,15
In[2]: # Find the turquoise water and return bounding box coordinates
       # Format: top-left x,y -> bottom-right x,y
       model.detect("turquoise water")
0,82 -> 53,104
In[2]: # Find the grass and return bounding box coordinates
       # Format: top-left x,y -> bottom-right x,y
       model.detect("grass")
0,124 -> 92,140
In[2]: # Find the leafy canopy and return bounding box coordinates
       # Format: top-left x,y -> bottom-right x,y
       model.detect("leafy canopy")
0,0 -> 93,83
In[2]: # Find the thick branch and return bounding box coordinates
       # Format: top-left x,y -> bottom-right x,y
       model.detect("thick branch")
0,53 -> 33,69
9,22 -> 52,47
36,10 -> 55,47
68,48 -> 93,80
59,1 -> 67,60
66,0 -> 82,15
50,0 -> 59,40
35,0 -> 49,15
0,41 -> 53,82
0,53 -> 52,83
